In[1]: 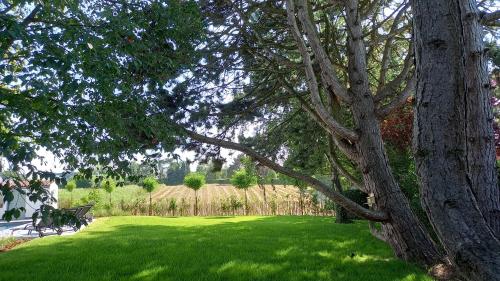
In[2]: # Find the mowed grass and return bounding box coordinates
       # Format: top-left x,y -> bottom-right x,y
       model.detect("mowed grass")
0,216 -> 432,281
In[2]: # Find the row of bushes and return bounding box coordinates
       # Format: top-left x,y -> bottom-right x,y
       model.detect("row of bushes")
72,198 -> 335,217
60,188 -> 368,217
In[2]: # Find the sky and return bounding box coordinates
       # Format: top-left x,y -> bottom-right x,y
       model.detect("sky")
32,146 -> 238,174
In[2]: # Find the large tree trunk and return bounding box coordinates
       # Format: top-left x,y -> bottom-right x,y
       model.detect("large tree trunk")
327,137 -> 351,224
350,95 -> 442,266
331,169 -> 350,224
459,1 -> 500,238
343,0 -> 442,267
412,0 -> 500,280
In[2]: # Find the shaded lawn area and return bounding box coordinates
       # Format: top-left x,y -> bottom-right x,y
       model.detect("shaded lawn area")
0,216 -> 433,281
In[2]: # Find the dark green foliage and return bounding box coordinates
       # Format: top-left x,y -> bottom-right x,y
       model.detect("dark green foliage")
385,146 -> 435,237
165,161 -> 188,185
343,189 -> 368,219
1,0 -> 204,221
487,41 -> 500,71
75,178 -> 94,189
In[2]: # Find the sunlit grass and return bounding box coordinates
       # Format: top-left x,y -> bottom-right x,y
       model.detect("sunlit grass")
0,216 -> 434,281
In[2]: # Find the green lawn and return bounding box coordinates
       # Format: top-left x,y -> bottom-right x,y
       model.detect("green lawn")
0,216 -> 433,281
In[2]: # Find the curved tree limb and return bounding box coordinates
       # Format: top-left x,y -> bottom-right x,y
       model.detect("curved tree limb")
375,45 -> 413,103
295,0 -> 351,103
279,79 -> 360,163
377,3 -> 410,93
326,147 -> 365,190
480,10 -> 500,26
286,0 -> 359,143
182,128 -> 389,222
376,76 -> 415,118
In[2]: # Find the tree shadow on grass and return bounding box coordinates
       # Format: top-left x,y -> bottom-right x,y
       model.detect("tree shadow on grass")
0,216 -> 432,281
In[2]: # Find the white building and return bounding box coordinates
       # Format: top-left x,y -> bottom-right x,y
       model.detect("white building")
0,180 -> 58,220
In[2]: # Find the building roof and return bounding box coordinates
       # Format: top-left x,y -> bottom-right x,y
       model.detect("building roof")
0,178 -> 53,189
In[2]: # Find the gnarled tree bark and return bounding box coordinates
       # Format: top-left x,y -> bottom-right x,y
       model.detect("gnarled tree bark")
412,0 -> 500,280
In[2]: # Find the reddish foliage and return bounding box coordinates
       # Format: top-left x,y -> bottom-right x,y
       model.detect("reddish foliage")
380,97 -> 500,157
494,121 -> 500,160
0,238 -> 31,253
380,102 -> 413,151
492,96 -> 500,159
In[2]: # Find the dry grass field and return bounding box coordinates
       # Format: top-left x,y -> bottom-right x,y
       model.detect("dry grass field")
60,184 -> 332,217
152,184 -> 302,203
150,184 -> 328,216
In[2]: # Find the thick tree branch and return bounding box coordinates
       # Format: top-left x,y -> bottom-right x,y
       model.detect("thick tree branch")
280,79 -> 360,163
376,76 -> 415,118
344,0 -> 372,99
480,10 -> 500,26
295,0 -> 351,103
182,128 -> 388,222
377,3 -> 410,93
286,0 -> 359,142
375,46 -> 413,103
300,99 -> 360,162
326,147 -> 365,190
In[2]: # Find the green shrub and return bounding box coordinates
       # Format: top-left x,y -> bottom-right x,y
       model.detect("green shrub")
183,173 -> 206,190
229,196 -> 243,214
178,198 -> 189,216
168,198 -> 178,216
184,172 -> 206,215
101,178 -> 117,205
230,169 -> 257,189
230,169 -> 257,215
65,180 -> 76,192
81,188 -> 102,206
65,180 -> 77,205
142,177 -> 159,193
142,177 -> 159,215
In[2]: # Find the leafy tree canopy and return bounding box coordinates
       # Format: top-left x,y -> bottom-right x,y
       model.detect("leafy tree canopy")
230,169 -> 257,190
183,172 -> 205,190
101,178 -> 116,194
65,180 -> 76,192
142,176 -> 159,193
